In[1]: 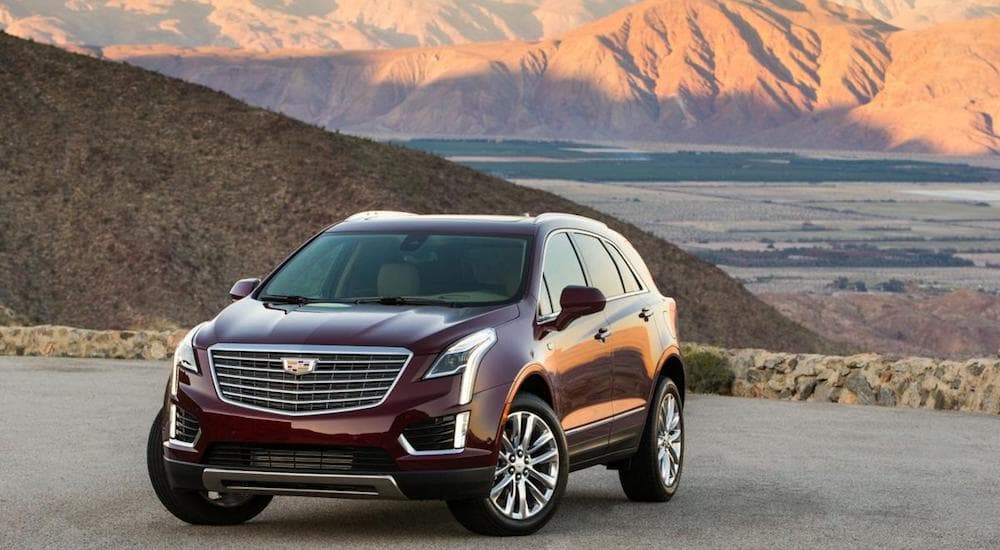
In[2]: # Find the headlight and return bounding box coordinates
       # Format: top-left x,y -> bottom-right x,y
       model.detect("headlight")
424,328 -> 497,405
170,325 -> 202,397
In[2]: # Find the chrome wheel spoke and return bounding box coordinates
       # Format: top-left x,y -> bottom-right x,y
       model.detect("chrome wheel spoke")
532,448 -> 557,465
510,412 -> 523,447
523,415 -> 535,450
501,433 -> 515,455
491,473 -> 514,498
528,466 -> 557,489
527,431 -> 553,454
517,478 -> 529,518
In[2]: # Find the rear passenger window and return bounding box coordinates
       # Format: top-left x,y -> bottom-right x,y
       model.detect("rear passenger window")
541,233 -> 586,314
572,234 -> 625,298
607,243 -> 642,293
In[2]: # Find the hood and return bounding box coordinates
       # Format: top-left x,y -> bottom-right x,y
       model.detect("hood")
194,298 -> 521,355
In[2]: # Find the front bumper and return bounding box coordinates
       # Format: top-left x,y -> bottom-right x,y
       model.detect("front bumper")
160,348 -> 510,500
165,457 -> 494,500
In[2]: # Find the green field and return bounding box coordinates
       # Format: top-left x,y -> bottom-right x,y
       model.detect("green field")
398,139 -> 1000,183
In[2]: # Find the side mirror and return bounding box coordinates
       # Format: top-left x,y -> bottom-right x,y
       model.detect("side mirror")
229,278 -> 260,300
554,286 -> 606,331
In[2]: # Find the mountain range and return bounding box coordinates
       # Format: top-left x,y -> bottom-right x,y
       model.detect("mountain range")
0,0 -> 638,51
1,0 -> 996,52
97,0 -> 999,154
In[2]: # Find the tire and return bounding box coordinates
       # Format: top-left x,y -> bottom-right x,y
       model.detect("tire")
447,393 -> 569,536
147,409 -> 272,525
618,377 -> 684,502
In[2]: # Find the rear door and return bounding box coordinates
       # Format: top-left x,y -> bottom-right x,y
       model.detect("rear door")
570,233 -> 658,449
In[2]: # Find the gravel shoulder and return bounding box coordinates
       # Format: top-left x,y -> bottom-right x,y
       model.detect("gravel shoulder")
1,357 -> 998,549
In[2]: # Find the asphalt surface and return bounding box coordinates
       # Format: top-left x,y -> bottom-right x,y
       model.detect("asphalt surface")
1,356 -> 998,549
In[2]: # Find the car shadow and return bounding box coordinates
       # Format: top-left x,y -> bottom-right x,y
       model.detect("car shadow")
146,486 -> 639,542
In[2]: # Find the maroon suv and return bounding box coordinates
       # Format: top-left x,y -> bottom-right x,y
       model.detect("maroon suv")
148,211 -> 685,536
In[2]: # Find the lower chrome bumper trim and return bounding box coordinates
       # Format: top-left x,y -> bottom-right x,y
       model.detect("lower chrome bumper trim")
201,468 -> 407,500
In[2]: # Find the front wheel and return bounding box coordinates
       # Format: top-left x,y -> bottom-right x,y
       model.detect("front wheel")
618,377 -> 684,501
146,409 -> 272,525
447,393 -> 569,536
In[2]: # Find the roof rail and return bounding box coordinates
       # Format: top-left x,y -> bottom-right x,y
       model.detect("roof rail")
533,212 -> 607,227
344,210 -> 418,222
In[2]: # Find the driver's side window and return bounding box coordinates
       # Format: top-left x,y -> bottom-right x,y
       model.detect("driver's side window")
539,233 -> 587,317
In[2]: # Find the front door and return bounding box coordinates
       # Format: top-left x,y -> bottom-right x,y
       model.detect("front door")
536,232 -> 614,459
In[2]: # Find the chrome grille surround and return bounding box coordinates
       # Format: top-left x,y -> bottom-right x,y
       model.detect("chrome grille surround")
208,344 -> 413,416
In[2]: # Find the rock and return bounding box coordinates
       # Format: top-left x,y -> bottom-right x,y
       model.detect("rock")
877,387 -> 897,407
796,378 -> 817,400
845,372 -> 877,405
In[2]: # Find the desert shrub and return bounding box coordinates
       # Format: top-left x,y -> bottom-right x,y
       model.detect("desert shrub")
682,346 -> 735,395
876,279 -> 906,293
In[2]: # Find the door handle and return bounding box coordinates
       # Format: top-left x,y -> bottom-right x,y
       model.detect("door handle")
639,308 -> 654,321
595,327 -> 611,342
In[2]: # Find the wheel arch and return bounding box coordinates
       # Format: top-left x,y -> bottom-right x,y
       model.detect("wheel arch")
503,365 -> 558,418
657,351 -> 686,403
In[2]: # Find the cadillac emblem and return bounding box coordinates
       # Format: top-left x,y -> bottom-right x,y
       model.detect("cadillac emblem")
282,357 -> 318,376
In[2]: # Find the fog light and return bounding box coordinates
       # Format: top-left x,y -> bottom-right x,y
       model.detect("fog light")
454,411 -> 471,449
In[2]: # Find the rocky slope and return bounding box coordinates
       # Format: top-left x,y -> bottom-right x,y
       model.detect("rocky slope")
760,290 -> 1000,359
101,0 -> 999,154
0,32 -> 831,353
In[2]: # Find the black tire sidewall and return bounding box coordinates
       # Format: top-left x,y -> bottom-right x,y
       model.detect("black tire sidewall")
146,409 -> 272,525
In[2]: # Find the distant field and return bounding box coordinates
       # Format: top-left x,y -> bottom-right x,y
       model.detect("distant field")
400,139 -> 1000,183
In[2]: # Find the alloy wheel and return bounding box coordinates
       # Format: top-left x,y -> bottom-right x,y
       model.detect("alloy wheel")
656,392 -> 682,486
489,410 -> 560,520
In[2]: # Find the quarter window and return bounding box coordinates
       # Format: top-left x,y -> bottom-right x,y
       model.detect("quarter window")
572,234 -> 626,298
540,233 -> 586,314
607,243 -> 642,293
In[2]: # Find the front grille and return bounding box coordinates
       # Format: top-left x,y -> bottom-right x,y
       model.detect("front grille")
402,415 -> 457,451
205,443 -> 397,473
209,347 -> 411,415
172,406 -> 199,444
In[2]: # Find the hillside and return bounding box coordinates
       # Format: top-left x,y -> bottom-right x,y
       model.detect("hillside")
102,0 -> 1000,155
0,32 -> 831,353
761,290 -> 1000,359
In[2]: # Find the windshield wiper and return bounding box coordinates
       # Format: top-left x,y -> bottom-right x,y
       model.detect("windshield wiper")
353,296 -> 459,307
258,294 -> 320,305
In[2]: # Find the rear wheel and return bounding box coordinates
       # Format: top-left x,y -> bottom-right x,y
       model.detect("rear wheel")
146,409 -> 272,525
447,394 -> 568,536
618,377 -> 684,501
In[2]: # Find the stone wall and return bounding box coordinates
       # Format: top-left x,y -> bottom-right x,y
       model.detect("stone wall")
1,325 -> 997,414
0,325 -> 186,361
717,347 -> 1000,415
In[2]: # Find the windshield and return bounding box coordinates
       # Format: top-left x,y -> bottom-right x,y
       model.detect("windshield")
259,232 -> 531,306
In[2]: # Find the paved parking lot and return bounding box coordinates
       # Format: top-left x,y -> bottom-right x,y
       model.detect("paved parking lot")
1,356 -> 998,548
